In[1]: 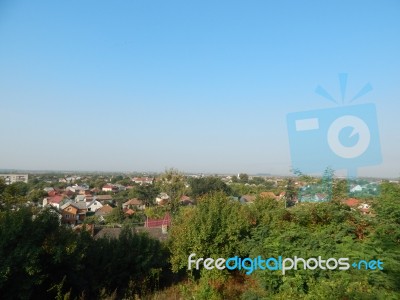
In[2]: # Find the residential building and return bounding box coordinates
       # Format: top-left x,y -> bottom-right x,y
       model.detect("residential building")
0,174 -> 28,185
60,201 -> 87,225
66,185 -> 88,194
102,184 -> 118,192
43,195 -> 65,210
132,177 -> 153,185
180,195 -> 195,206
95,204 -> 113,221
156,192 -> 169,205
122,198 -> 145,210
87,199 -> 103,212
87,194 -> 113,205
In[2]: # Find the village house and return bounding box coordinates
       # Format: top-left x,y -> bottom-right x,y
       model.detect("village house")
122,198 -> 145,211
102,184 -> 118,193
75,195 -> 86,202
350,185 -> 363,193
94,204 -> 113,222
156,193 -> 170,205
87,194 -> 113,205
60,201 -> 87,225
124,209 -> 135,217
343,198 -> 372,215
66,184 -> 89,194
131,177 -> 153,185
180,195 -> 195,206
42,195 -> 65,210
87,199 -> 103,212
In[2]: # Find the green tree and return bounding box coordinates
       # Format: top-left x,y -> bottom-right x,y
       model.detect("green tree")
285,178 -> 297,207
27,189 -> 48,204
239,173 -> 249,183
157,169 -> 187,212
105,207 -> 125,224
131,184 -> 160,207
332,179 -> 348,201
111,175 -> 124,184
169,192 -> 251,273
189,177 -> 231,198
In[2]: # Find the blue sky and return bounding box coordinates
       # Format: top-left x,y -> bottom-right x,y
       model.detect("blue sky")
0,1 -> 399,177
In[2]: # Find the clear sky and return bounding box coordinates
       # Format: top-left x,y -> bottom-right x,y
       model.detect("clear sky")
0,1 -> 399,177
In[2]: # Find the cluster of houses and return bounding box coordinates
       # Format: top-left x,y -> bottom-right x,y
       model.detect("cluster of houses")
42,184 -> 115,225
39,174 -> 375,230
237,190 -> 372,215
41,181 -> 185,227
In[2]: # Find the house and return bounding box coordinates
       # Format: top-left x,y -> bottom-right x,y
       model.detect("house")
180,195 -> 195,206
124,209 -> 135,216
240,194 -> 256,204
358,203 -> 371,215
92,194 -> 113,205
0,174 -> 28,185
42,195 -> 65,210
64,189 -> 75,197
43,187 -> 55,193
102,184 -> 118,192
343,198 -> 371,215
66,185 -> 88,194
123,198 -> 145,210
343,198 -> 361,208
87,199 -> 103,212
60,201 -> 87,225
358,203 -> 370,210
156,193 -> 170,205
75,195 -> 86,202
91,188 -> 100,194
350,185 -> 363,193
114,184 -> 126,191
132,177 -> 153,185
95,204 -> 113,221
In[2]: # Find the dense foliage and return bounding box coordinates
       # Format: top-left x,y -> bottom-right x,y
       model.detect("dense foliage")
0,208 -> 170,299
168,183 -> 400,299
1,174 -> 399,299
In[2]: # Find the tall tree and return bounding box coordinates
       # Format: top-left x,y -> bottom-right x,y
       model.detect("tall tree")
189,177 -> 231,198
285,178 -> 297,207
157,169 -> 187,212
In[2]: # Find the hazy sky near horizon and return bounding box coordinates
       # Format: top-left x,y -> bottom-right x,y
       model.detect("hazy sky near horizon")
0,1 -> 399,177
